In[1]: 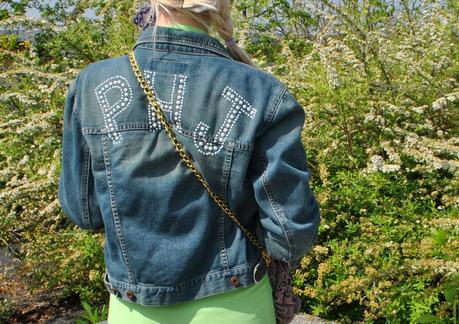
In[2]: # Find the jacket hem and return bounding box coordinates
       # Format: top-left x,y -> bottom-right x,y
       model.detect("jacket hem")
103,261 -> 267,306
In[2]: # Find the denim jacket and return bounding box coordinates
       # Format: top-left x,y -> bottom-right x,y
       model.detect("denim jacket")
58,26 -> 320,306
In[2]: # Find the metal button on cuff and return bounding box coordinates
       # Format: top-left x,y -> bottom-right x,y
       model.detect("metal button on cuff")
230,276 -> 240,286
126,290 -> 137,301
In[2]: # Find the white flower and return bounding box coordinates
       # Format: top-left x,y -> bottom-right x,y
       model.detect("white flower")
18,155 -> 30,166
381,164 -> 401,173
368,155 -> 384,171
364,113 -> 375,123
411,105 -> 427,114
432,97 -> 448,111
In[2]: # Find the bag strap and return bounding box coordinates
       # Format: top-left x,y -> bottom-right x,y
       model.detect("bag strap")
128,51 -> 272,266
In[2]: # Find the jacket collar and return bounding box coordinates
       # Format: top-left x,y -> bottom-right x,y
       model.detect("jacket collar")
133,26 -> 234,60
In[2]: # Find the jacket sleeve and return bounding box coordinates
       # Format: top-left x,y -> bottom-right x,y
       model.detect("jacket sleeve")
249,87 -> 320,262
58,76 -> 104,232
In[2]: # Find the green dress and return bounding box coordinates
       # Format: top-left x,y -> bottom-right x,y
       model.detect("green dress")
107,24 -> 276,324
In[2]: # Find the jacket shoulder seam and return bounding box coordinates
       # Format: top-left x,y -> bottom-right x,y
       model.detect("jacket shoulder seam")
69,74 -> 82,122
257,85 -> 287,137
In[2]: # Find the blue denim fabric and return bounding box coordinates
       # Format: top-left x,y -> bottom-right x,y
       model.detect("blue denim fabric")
58,26 -> 320,306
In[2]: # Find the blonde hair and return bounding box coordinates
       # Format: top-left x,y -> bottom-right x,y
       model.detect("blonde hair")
148,0 -> 255,67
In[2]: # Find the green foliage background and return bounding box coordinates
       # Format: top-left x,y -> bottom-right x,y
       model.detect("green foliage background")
1,0 -> 458,322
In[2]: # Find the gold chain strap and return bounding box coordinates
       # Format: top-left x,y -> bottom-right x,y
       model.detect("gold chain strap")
128,51 -> 272,266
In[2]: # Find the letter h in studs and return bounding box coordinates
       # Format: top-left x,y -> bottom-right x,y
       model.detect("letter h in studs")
143,70 -> 188,132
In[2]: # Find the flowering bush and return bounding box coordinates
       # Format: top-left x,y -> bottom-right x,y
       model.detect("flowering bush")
234,0 -> 458,321
1,0 -> 458,322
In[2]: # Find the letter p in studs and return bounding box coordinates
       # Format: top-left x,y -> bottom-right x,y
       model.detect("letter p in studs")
95,76 -> 133,144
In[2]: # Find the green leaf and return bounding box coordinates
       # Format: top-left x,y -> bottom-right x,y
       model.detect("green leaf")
81,301 -> 92,314
444,286 -> 458,305
431,229 -> 447,246
416,314 -> 441,323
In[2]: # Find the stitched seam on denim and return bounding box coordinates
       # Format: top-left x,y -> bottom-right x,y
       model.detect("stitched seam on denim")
136,35 -> 231,59
251,85 -> 295,259
81,145 -> 91,228
72,74 -> 85,124
258,153 -> 293,261
138,35 -> 224,50
221,147 -> 233,205
257,86 -> 287,137
102,136 -> 136,283
82,126 -> 254,151
107,264 -> 254,291
136,44 -> 232,60
219,146 -> 234,274
154,36 -> 227,53
70,75 -> 83,123
218,213 -> 229,274
109,281 -> 260,305
107,277 -> 261,305
135,40 -> 229,57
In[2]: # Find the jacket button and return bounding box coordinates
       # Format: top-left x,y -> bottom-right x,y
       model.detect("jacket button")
126,290 -> 136,301
230,276 -> 240,286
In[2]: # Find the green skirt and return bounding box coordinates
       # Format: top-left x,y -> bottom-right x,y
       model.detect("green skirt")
107,274 -> 276,324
